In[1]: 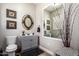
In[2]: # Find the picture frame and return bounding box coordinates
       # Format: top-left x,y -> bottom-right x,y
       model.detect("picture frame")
6,20 -> 17,29
6,9 -> 17,19
22,15 -> 34,30
47,26 -> 50,30
47,20 -> 50,24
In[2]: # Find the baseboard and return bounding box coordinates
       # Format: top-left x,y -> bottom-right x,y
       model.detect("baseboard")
39,45 -> 55,56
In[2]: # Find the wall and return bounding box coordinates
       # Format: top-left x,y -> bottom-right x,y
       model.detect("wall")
36,3 -> 79,55
0,4 -> 4,49
62,3 -> 79,50
0,3 -> 36,36
0,3 -> 36,48
36,3 -> 63,55
68,4 -> 79,50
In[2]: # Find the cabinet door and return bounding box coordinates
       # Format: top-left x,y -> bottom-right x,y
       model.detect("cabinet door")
31,36 -> 38,48
19,36 -> 38,51
21,37 -> 32,51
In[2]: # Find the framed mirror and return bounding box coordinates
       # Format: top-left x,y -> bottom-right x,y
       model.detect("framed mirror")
22,15 -> 34,30
43,4 -> 64,38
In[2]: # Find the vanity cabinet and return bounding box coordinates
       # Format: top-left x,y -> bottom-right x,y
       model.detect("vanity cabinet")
16,36 -> 39,52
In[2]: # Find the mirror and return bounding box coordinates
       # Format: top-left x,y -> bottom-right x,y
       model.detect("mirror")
43,4 -> 64,38
22,15 -> 34,30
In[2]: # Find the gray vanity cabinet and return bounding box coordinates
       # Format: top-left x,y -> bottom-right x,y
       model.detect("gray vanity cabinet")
17,36 -> 38,51
31,36 -> 38,48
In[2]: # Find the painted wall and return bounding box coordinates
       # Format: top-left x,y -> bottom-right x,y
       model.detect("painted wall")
36,3 -> 63,55
68,4 -> 79,50
36,3 -> 79,55
0,4 -> 5,49
62,3 -> 79,50
0,3 -> 36,36
0,3 -> 36,49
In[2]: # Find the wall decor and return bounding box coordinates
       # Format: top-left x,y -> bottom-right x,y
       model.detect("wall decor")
47,26 -> 50,30
22,15 -> 34,30
6,20 -> 17,29
43,21 -> 45,29
47,20 -> 50,24
6,9 -> 17,19
37,27 -> 40,32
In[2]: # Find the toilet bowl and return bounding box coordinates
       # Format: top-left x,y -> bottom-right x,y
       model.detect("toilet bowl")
6,36 -> 17,56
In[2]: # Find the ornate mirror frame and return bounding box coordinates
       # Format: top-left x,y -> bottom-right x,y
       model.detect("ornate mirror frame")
22,15 -> 34,30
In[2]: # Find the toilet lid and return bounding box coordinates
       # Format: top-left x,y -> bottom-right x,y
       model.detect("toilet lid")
6,44 -> 17,50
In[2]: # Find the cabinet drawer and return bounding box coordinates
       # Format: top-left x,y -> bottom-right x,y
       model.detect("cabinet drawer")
21,39 -> 32,50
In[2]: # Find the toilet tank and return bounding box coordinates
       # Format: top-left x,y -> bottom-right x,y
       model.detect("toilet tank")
6,36 -> 17,45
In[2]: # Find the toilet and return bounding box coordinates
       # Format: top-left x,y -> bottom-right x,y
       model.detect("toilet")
6,36 -> 17,56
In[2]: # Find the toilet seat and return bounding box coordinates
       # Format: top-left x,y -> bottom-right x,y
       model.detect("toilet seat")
6,44 -> 17,52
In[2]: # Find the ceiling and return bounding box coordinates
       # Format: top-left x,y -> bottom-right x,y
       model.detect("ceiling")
45,4 -> 62,12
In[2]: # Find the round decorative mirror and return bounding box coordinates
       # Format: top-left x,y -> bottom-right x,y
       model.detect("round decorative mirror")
22,15 -> 34,30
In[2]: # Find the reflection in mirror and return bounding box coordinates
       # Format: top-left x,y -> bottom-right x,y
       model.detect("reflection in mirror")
43,4 -> 64,38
